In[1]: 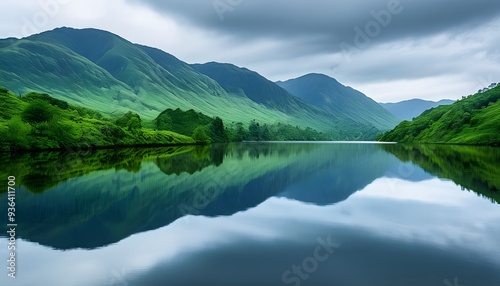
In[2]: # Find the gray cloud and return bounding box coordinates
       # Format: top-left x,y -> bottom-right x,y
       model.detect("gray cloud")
2,0 -> 500,101
128,0 -> 500,53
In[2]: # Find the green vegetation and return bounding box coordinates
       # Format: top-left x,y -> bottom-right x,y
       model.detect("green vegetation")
383,144 -> 500,204
155,108 -> 331,143
0,27 -> 396,140
240,121 -> 331,141
0,86 -> 333,151
0,27 -> 298,126
0,87 -> 194,151
379,85 -> 500,145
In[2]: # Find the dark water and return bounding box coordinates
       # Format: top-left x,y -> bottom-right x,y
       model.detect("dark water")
1,143 -> 499,286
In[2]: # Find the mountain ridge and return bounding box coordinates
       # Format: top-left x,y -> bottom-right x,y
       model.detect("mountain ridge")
276,73 -> 400,130
1,27 -> 397,139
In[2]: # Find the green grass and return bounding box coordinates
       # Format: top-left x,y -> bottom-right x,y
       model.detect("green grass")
379,85 -> 500,145
0,87 -> 194,151
1,28 -> 391,140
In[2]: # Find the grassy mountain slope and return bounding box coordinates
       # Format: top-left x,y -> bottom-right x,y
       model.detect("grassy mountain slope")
0,27 -> 396,139
0,87 -> 194,151
277,73 -> 401,130
380,99 -> 454,121
0,28 -> 292,125
379,86 -> 500,145
0,38 -> 140,116
192,63 -> 385,139
192,62 -> 319,113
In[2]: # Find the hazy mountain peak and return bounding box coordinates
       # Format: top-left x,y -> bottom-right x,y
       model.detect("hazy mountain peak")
379,99 -> 455,120
277,73 -> 400,130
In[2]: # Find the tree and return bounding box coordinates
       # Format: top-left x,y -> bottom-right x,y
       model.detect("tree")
248,120 -> 260,141
127,117 -> 141,131
155,113 -> 172,130
22,92 -> 69,109
116,111 -> 142,130
232,122 -> 247,142
260,124 -> 271,141
6,116 -> 31,149
192,126 -> 210,144
210,116 -> 227,142
21,100 -> 54,126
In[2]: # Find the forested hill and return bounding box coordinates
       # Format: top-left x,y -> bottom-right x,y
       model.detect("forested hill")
0,27 -> 397,140
378,85 -> 500,145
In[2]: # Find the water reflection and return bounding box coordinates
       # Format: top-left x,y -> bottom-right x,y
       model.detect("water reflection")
2,179 -> 499,286
0,143 -> 499,286
383,144 -> 500,203
1,143 -> 499,251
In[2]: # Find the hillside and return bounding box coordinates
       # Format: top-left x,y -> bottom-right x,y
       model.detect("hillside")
192,63 -> 319,114
277,73 -> 400,130
380,99 -> 454,120
378,85 -> 500,145
0,27 -> 292,126
190,62 -> 338,130
192,63 -> 386,138
0,27 -> 395,140
0,87 -> 194,151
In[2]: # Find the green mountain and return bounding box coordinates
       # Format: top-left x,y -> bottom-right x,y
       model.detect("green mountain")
378,85 -> 500,145
192,62 -> 320,114
0,27 -> 396,139
192,63 -> 388,138
0,27 -> 291,125
380,99 -> 454,121
276,73 -> 401,130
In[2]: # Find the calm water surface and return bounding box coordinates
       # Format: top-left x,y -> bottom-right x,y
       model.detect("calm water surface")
1,143 -> 499,286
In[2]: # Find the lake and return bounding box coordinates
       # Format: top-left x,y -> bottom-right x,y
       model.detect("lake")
1,142 -> 499,286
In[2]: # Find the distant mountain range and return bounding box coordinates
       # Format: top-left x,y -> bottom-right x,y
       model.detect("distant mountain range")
379,99 -> 454,121
0,27 -> 401,139
277,73 -> 400,130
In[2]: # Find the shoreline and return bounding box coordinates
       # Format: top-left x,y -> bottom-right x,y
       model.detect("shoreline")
0,142 -> 210,154
2,140 -> 500,154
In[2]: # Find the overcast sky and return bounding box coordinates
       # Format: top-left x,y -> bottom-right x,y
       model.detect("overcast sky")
1,0 -> 500,102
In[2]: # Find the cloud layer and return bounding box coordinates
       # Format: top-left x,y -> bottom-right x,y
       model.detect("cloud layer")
1,0 -> 500,101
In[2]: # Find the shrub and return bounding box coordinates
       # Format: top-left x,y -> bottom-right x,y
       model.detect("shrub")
21,100 -> 54,125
